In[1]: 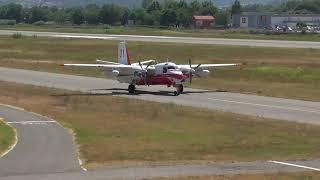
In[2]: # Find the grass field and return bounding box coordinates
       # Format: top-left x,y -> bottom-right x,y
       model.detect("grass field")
0,36 -> 319,101
0,119 -> 15,156
1,24 -> 320,41
1,81 -> 320,168
153,172 -> 320,180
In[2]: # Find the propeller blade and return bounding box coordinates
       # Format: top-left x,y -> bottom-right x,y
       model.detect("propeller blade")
195,64 -> 202,69
146,63 -> 151,70
138,61 -> 143,70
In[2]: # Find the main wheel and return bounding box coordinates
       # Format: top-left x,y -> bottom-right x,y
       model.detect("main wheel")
179,84 -> 184,94
128,84 -> 135,94
174,91 -> 180,96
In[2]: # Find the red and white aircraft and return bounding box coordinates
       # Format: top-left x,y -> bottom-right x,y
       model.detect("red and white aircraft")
64,42 -> 239,96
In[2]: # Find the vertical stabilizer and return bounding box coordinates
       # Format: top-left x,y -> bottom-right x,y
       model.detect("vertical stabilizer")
118,42 -> 131,65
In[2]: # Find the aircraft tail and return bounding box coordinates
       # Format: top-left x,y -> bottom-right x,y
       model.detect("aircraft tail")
118,42 -> 131,65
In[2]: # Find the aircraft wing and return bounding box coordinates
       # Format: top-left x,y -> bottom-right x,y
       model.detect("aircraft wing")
179,63 -> 240,69
193,63 -> 240,68
96,59 -> 121,65
63,63 -> 133,69
132,60 -> 156,65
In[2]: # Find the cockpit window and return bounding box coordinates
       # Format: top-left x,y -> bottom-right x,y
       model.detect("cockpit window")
168,66 -> 176,70
163,67 -> 168,73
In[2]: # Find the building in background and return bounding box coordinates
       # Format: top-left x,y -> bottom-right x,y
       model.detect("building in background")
192,15 -> 215,29
232,12 -> 320,28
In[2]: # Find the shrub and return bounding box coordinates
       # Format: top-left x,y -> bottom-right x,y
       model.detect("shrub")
0,19 -> 16,25
12,33 -> 22,39
104,24 -> 112,29
33,21 -> 46,26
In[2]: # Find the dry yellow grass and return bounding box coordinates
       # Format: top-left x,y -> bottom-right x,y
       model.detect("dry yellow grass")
152,172 -> 320,180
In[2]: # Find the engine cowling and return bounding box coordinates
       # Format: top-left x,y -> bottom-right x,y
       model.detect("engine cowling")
198,69 -> 210,77
111,70 -> 120,77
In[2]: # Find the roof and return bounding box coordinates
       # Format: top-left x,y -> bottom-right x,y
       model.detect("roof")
193,16 -> 215,21
234,12 -> 320,17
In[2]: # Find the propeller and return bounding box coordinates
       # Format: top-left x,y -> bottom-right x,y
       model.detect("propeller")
188,59 -> 193,84
188,58 -> 202,84
138,61 -> 151,85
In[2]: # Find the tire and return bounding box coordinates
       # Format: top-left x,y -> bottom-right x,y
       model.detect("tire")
128,84 -> 135,94
174,91 -> 180,96
179,84 -> 184,94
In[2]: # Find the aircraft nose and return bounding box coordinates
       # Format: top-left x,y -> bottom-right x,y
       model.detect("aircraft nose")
171,71 -> 184,80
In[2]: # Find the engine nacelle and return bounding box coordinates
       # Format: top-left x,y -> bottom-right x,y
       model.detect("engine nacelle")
199,69 -> 210,77
111,70 -> 120,77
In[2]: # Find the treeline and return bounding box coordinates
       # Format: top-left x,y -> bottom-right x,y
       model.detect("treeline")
0,0 -> 232,27
243,0 -> 320,14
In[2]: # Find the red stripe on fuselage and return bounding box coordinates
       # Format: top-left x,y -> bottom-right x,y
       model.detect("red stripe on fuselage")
126,47 -> 131,65
135,73 -> 186,85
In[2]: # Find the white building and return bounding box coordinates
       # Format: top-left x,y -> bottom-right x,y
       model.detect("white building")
233,13 -> 320,28
271,14 -> 320,27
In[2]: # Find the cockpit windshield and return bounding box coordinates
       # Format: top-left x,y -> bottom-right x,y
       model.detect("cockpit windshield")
167,66 -> 176,70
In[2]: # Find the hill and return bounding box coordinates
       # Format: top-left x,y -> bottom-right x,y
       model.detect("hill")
0,0 -> 285,8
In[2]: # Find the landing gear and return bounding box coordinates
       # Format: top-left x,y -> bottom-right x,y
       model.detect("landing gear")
128,84 -> 135,94
173,84 -> 184,96
180,84 -> 184,94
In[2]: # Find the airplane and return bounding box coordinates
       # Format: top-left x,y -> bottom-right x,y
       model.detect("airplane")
63,42 -> 240,96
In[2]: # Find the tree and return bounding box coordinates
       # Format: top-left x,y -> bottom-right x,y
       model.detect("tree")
178,0 -> 188,9
121,9 -> 129,25
100,4 -> 121,25
85,10 -> 99,24
143,13 -> 155,25
176,8 -> 191,27
71,8 -> 84,25
231,0 -> 242,15
54,10 -> 68,24
215,11 -> 230,26
189,0 -> 201,13
134,9 -> 147,25
147,1 -> 161,12
2,3 -> 23,22
142,0 -> 153,9
29,7 -> 47,23
84,4 -> 100,24
160,9 -> 177,26
200,0 -> 217,16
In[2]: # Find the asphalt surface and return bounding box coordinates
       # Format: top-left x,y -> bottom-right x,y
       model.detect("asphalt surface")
0,105 -> 80,177
1,159 -> 320,180
1,29 -> 320,49
1,67 -> 320,179
0,67 -> 319,125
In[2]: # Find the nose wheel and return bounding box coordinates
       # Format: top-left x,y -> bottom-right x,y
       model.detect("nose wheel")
128,84 -> 136,94
174,84 -> 184,96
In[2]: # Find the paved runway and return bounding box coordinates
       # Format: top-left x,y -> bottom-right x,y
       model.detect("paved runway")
1,30 -> 320,49
1,159 -> 320,180
0,67 -> 319,125
0,105 -> 80,177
